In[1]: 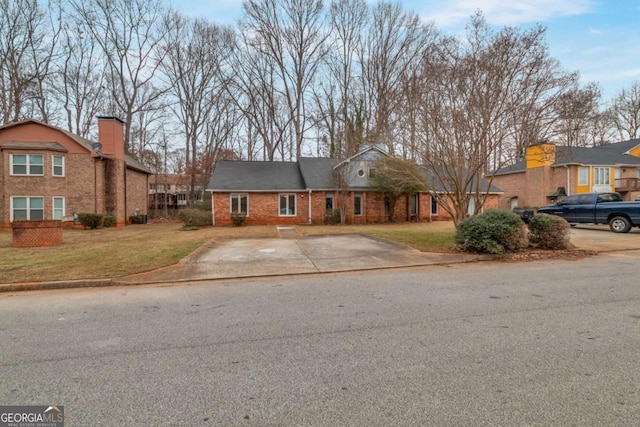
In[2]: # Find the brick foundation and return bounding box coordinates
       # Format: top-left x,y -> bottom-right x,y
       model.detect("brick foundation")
12,220 -> 63,247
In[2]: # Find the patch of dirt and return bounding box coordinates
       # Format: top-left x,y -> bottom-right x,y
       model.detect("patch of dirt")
500,248 -> 598,262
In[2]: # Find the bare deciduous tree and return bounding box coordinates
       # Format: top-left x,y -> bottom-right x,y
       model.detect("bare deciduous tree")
416,13 -> 573,225
71,0 -> 169,157
161,11 -> 236,204
359,3 -> 433,153
609,81 -> 640,141
0,0 -> 55,123
553,82 -> 602,147
55,8 -> 106,137
241,0 -> 329,160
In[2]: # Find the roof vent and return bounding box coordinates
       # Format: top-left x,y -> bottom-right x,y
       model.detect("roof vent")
92,142 -> 102,153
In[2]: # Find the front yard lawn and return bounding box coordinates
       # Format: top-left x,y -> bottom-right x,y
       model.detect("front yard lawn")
0,221 -> 456,284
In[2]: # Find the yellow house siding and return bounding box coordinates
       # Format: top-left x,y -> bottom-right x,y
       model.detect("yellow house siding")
628,145 -> 640,158
575,167 -> 590,193
526,143 -> 556,169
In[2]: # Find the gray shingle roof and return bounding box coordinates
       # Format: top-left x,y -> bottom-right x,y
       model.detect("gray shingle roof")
208,157 -> 502,194
555,146 -> 640,166
208,160 -> 306,191
421,166 -> 503,193
594,139 -> 640,155
493,143 -> 640,176
298,157 -> 338,189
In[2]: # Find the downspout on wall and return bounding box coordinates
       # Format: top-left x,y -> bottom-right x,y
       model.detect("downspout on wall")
308,190 -> 312,224
211,192 -> 215,225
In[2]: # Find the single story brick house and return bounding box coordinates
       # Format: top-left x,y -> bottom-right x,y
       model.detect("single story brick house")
207,144 -> 502,226
490,141 -> 640,209
0,117 -> 151,229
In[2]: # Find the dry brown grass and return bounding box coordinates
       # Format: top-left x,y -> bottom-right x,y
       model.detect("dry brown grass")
0,221 -> 456,283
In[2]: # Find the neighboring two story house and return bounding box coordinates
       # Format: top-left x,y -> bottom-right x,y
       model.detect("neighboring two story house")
0,117 -> 151,228
207,144 -> 502,226
491,140 -> 640,209
149,174 -> 205,212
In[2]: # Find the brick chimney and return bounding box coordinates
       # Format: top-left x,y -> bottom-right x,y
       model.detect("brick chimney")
97,116 -> 125,160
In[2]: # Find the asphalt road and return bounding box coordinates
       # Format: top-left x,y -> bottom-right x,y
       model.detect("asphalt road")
1,251 -> 639,426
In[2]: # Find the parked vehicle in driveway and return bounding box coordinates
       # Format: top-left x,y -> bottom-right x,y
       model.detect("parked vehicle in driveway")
537,192 -> 640,233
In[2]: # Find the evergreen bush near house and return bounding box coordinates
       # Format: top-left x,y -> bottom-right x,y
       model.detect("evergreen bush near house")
230,211 -> 247,226
178,208 -> 213,227
103,215 -> 116,228
528,213 -> 571,249
455,209 -> 528,254
129,215 -> 144,224
77,213 -> 103,229
324,209 -> 341,225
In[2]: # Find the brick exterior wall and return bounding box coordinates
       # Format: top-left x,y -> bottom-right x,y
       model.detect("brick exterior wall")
0,120 -> 150,230
492,167 -> 571,209
126,168 -> 150,219
12,220 -> 63,247
212,190 -> 499,226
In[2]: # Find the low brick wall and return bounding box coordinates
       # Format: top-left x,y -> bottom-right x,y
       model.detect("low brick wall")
12,220 -> 63,248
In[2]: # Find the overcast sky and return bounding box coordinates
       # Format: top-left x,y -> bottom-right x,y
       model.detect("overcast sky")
169,0 -> 640,102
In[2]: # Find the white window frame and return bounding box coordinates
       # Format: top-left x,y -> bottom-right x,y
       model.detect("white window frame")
594,167 -> 610,185
230,193 -> 248,215
11,154 -> 44,176
431,196 -> 439,215
11,196 -> 45,221
578,167 -> 588,186
354,193 -> 363,216
325,193 -> 334,211
52,155 -> 65,177
52,196 -> 65,220
279,193 -> 297,216
410,194 -> 419,216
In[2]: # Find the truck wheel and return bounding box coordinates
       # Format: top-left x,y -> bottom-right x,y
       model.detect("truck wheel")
609,216 -> 632,233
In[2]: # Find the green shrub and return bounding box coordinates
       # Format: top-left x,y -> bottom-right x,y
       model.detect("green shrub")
324,209 -> 341,225
178,208 -> 213,227
528,213 -> 571,249
230,211 -> 246,226
455,209 -> 528,254
103,215 -> 116,228
129,215 -> 144,224
77,213 -> 103,229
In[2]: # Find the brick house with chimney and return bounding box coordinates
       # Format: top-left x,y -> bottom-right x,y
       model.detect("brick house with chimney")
0,117 -> 151,229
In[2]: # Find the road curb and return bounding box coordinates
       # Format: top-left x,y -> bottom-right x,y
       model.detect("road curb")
0,255 -> 492,293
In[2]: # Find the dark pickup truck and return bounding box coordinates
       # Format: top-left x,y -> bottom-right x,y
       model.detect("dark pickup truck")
537,192 -> 640,233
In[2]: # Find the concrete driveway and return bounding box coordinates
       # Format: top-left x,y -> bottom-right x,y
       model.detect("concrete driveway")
120,224 -> 640,285
569,223 -> 640,251
122,232 -> 484,284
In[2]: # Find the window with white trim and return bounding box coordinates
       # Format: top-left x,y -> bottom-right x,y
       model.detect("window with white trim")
52,155 -> 65,177
578,167 -> 588,186
53,197 -> 65,220
354,193 -> 363,216
279,194 -> 296,216
325,193 -> 334,211
230,193 -> 248,215
594,167 -> 610,185
11,196 -> 44,221
431,196 -> 439,215
11,154 -> 44,175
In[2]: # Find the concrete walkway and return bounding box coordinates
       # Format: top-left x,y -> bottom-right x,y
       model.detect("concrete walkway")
2,224 -> 639,292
